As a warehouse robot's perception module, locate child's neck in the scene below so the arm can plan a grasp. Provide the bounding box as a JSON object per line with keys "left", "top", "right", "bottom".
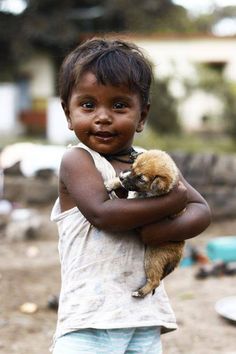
{"left": 103, "top": 147, "right": 138, "bottom": 164}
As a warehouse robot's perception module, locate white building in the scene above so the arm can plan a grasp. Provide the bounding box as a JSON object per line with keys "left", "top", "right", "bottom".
{"left": 1, "top": 35, "right": 236, "bottom": 142}
{"left": 134, "top": 35, "right": 236, "bottom": 131}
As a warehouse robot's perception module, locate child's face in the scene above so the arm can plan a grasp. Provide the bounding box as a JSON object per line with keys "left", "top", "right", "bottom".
{"left": 63, "top": 71, "right": 149, "bottom": 155}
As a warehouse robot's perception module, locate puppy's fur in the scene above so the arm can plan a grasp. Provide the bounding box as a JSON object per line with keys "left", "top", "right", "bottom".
{"left": 105, "top": 149, "right": 185, "bottom": 298}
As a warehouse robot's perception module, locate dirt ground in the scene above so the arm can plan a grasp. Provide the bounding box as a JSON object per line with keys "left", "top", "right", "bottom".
{"left": 0, "top": 208, "right": 236, "bottom": 354}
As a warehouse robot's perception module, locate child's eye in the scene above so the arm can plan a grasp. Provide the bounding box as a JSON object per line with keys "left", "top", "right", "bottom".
{"left": 81, "top": 101, "right": 95, "bottom": 110}
{"left": 113, "top": 102, "right": 128, "bottom": 110}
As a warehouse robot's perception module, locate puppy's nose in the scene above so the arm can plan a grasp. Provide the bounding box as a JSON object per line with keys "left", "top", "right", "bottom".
{"left": 119, "top": 170, "right": 130, "bottom": 182}
{"left": 119, "top": 173, "right": 125, "bottom": 182}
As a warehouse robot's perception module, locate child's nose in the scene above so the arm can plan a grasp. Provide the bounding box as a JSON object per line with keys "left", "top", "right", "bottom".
{"left": 95, "top": 108, "right": 112, "bottom": 124}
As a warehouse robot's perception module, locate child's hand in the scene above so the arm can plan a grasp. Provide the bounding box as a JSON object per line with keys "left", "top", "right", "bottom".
{"left": 165, "top": 180, "right": 188, "bottom": 217}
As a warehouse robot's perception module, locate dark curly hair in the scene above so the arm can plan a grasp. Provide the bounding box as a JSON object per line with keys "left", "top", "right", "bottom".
{"left": 59, "top": 37, "right": 153, "bottom": 110}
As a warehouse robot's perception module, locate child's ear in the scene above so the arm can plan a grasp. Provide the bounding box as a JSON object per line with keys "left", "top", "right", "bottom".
{"left": 136, "top": 104, "right": 150, "bottom": 133}
{"left": 61, "top": 102, "right": 73, "bottom": 130}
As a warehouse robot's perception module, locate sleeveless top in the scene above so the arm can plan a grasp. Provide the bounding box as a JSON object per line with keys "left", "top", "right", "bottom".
{"left": 51, "top": 143, "right": 177, "bottom": 345}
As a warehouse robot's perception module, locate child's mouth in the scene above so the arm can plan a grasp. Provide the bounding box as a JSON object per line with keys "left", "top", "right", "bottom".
{"left": 94, "top": 131, "right": 116, "bottom": 140}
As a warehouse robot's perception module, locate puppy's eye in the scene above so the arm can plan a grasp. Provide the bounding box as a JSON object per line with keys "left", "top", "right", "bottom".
{"left": 154, "top": 175, "right": 163, "bottom": 181}
{"left": 137, "top": 175, "right": 146, "bottom": 183}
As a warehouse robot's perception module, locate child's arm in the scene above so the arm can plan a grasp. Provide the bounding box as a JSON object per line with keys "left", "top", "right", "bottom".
{"left": 59, "top": 148, "right": 188, "bottom": 232}
{"left": 139, "top": 172, "right": 211, "bottom": 245}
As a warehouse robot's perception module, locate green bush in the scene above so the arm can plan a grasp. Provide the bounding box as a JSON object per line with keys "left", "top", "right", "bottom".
{"left": 134, "top": 126, "right": 236, "bottom": 153}
{"left": 148, "top": 78, "right": 181, "bottom": 134}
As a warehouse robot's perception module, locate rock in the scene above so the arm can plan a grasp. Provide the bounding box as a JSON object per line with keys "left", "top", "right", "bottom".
{"left": 2, "top": 151, "right": 236, "bottom": 220}
{"left": 5, "top": 209, "right": 57, "bottom": 241}
{"left": 3, "top": 175, "right": 58, "bottom": 204}
{"left": 211, "top": 154, "right": 236, "bottom": 186}
{"left": 26, "top": 246, "right": 40, "bottom": 258}
{"left": 184, "top": 153, "right": 217, "bottom": 185}
{"left": 47, "top": 295, "right": 59, "bottom": 311}
{"left": 19, "top": 302, "right": 38, "bottom": 314}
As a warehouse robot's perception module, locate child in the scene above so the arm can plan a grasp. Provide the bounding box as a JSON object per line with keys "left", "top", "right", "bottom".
{"left": 51, "top": 38, "right": 211, "bottom": 354}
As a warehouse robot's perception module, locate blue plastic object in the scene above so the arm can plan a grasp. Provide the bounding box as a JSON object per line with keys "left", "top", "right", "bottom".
{"left": 180, "top": 257, "right": 194, "bottom": 267}
{"left": 207, "top": 236, "right": 236, "bottom": 263}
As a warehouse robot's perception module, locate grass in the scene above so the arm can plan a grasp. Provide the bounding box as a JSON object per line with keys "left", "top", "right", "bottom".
{"left": 134, "top": 126, "right": 236, "bottom": 154}
{"left": 0, "top": 135, "right": 48, "bottom": 150}
{"left": 1, "top": 127, "right": 236, "bottom": 155}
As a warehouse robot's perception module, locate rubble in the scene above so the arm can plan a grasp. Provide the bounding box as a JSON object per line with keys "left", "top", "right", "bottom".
{"left": 19, "top": 302, "right": 38, "bottom": 314}
{"left": 1, "top": 143, "right": 236, "bottom": 219}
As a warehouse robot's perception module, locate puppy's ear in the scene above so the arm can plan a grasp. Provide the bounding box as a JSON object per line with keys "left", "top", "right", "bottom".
{"left": 151, "top": 176, "right": 170, "bottom": 195}
{"left": 150, "top": 176, "right": 161, "bottom": 194}
{"left": 131, "top": 151, "right": 143, "bottom": 161}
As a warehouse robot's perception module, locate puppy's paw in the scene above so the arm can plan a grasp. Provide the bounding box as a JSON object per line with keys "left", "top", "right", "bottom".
{"left": 104, "top": 177, "right": 121, "bottom": 192}
{"left": 131, "top": 290, "right": 144, "bottom": 298}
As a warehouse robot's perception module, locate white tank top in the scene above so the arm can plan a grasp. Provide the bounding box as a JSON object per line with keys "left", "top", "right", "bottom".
{"left": 51, "top": 143, "right": 177, "bottom": 344}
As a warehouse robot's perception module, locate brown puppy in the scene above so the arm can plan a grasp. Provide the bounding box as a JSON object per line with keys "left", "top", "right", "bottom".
{"left": 105, "top": 149, "right": 185, "bottom": 298}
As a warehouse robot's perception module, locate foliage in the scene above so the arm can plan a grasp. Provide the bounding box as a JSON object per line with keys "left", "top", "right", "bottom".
{"left": 222, "top": 83, "right": 236, "bottom": 139}
{"left": 0, "top": 12, "right": 24, "bottom": 80}
{"left": 1, "top": 1, "right": 236, "bottom": 78}
{"left": 106, "top": 0, "right": 197, "bottom": 33}
{"left": 134, "top": 127, "right": 236, "bottom": 154}
{"left": 1, "top": 128, "right": 235, "bottom": 154}
{"left": 148, "top": 78, "right": 181, "bottom": 134}
{"left": 195, "top": 66, "right": 236, "bottom": 140}
{"left": 0, "top": 0, "right": 218, "bottom": 81}
{"left": 2, "top": 0, "right": 236, "bottom": 140}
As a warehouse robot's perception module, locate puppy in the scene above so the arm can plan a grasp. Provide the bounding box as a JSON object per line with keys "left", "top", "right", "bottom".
{"left": 105, "top": 149, "right": 185, "bottom": 298}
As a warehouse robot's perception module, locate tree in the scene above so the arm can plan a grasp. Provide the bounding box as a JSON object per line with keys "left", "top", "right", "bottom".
{"left": 0, "top": 12, "right": 25, "bottom": 80}
{"left": 221, "top": 84, "right": 236, "bottom": 139}
{"left": 0, "top": 0, "right": 201, "bottom": 81}
{"left": 192, "top": 65, "right": 236, "bottom": 140}
{"left": 148, "top": 78, "right": 180, "bottom": 134}
{"left": 2, "top": 0, "right": 234, "bottom": 92}
{"left": 105, "top": 0, "right": 196, "bottom": 33}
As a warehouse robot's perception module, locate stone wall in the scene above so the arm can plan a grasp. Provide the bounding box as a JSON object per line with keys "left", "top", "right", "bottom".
{"left": 171, "top": 152, "right": 236, "bottom": 219}
{"left": 3, "top": 152, "right": 236, "bottom": 220}
{"left": 3, "top": 174, "right": 58, "bottom": 205}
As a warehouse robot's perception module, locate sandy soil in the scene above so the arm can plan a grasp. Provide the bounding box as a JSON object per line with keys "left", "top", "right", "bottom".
{"left": 0, "top": 211, "right": 236, "bottom": 354}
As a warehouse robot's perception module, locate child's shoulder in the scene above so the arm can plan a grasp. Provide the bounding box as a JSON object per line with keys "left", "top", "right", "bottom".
{"left": 60, "top": 144, "right": 94, "bottom": 169}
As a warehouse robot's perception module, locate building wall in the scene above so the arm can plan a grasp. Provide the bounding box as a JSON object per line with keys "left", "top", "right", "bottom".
{"left": 133, "top": 36, "right": 236, "bottom": 132}
{"left": 1, "top": 36, "right": 236, "bottom": 139}
{"left": 134, "top": 37, "right": 236, "bottom": 78}
{"left": 0, "top": 84, "right": 21, "bottom": 135}
{"left": 19, "top": 54, "right": 55, "bottom": 100}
